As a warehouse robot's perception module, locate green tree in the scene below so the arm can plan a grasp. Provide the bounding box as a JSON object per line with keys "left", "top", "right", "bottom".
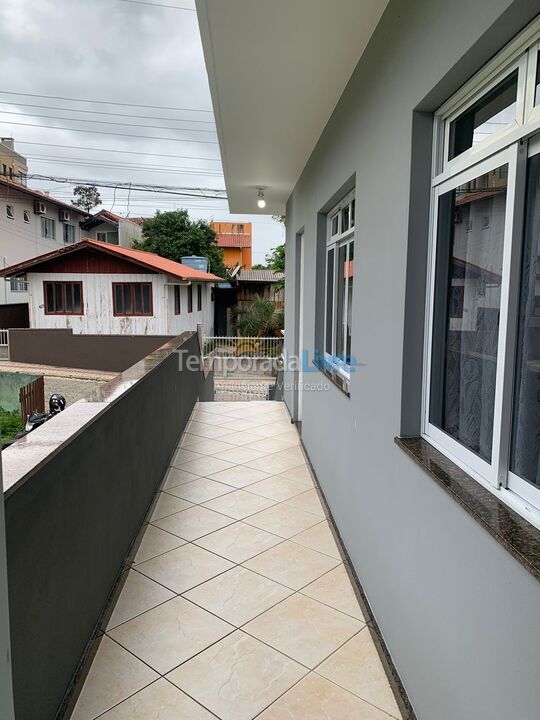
{"left": 265, "top": 243, "right": 285, "bottom": 290}
{"left": 134, "top": 210, "right": 226, "bottom": 278}
{"left": 72, "top": 184, "right": 102, "bottom": 213}
{"left": 252, "top": 263, "right": 268, "bottom": 270}
{"left": 235, "top": 294, "right": 284, "bottom": 337}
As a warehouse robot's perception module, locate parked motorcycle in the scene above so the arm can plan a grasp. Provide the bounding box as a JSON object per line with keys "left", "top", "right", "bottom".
{"left": 15, "top": 394, "right": 67, "bottom": 439}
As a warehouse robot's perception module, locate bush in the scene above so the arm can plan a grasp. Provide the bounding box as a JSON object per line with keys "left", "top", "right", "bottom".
{"left": 0, "top": 407, "right": 22, "bottom": 444}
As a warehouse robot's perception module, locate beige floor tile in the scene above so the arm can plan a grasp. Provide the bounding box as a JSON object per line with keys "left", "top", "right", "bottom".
{"left": 317, "top": 629, "right": 402, "bottom": 718}
{"left": 153, "top": 505, "right": 234, "bottom": 541}
{"left": 98, "top": 678, "right": 215, "bottom": 719}
{"left": 106, "top": 571, "right": 175, "bottom": 630}
{"left": 247, "top": 475, "right": 307, "bottom": 501}
{"left": 190, "top": 412, "right": 235, "bottom": 427}
{"left": 244, "top": 594, "right": 363, "bottom": 668}
{"left": 170, "top": 448, "right": 203, "bottom": 467}
{"left": 185, "top": 437, "right": 237, "bottom": 455}
{"left": 207, "top": 464, "right": 269, "bottom": 488}
{"left": 246, "top": 435, "right": 300, "bottom": 453}
{"left": 187, "top": 421, "right": 237, "bottom": 439}
{"left": 109, "top": 596, "right": 233, "bottom": 675}
{"left": 179, "top": 432, "right": 204, "bottom": 447}
{"left": 258, "top": 673, "right": 390, "bottom": 720}
{"left": 286, "top": 488, "right": 326, "bottom": 517}
{"left": 292, "top": 521, "right": 341, "bottom": 559}
{"left": 248, "top": 422, "right": 297, "bottom": 438}
{"left": 184, "top": 566, "right": 293, "bottom": 626}
{"left": 219, "top": 418, "right": 258, "bottom": 431}
{"left": 70, "top": 636, "right": 158, "bottom": 720}
{"left": 194, "top": 521, "right": 284, "bottom": 563}
{"left": 245, "top": 452, "right": 305, "bottom": 475}
{"left": 217, "top": 431, "right": 266, "bottom": 446}
{"left": 279, "top": 464, "right": 314, "bottom": 485}
{"left": 202, "top": 489, "right": 276, "bottom": 519}
{"left": 301, "top": 565, "right": 365, "bottom": 621}
{"left": 211, "top": 445, "right": 267, "bottom": 464}
{"left": 132, "top": 525, "right": 185, "bottom": 565}
{"left": 136, "top": 543, "right": 233, "bottom": 594}
{"left": 165, "top": 477, "right": 234, "bottom": 503}
{"left": 167, "top": 630, "right": 307, "bottom": 720}
{"left": 245, "top": 503, "right": 321, "bottom": 538}
{"left": 244, "top": 541, "right": 340, "bottom": 590}
{"left": 149, "top": 493, "right": 193, "bottom": 522}
{"left": 161, "top": 467, "right": 201, "bottom": 490}
{"left": 175, "top": 456, "right": 235, "bottom": 477}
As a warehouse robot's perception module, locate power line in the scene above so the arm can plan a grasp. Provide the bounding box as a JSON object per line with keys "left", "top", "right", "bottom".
{"left": 119, "top": 0, "right": 197, "bottom": 9}
{"left": 0, "top": 109, "right": 217, "bottom": 134}
{"left": 17, "top": 140, "right": 222, "bottom": 163}
{"left": 26, "top": 156, "right": 223, "bottom": 177}
{"left": 0, "top": 90, "right": 213, "bottom": 113}
{"left": 0, "top": 100, "right": 215, "bottom": 124}
{"left": 27, "top": 173, "right": 227, "bottom": 199}
{"left": 0, "top": 120, "right": 219, "bottom": 145}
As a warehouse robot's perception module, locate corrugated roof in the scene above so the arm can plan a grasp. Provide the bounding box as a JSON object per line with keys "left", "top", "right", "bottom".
{"left": 215, "top": 234, "right": 252, "bottom": 248}
{"left": 0, "top": 176, "right": 87, "bottom": 215}
{"left": 237, "top": 269, "right": 284, "bottom": 283}
{"left": 0, "top": 238, "right": 224, "bottom": 282}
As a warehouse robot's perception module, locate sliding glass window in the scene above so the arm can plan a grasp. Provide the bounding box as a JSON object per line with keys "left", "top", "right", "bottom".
{"left": 425, "top": 18, "right": 540, "bottom": 525}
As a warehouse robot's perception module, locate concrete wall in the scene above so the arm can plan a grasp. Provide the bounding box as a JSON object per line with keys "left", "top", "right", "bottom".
{"left": 3, "top": 332, "right": 207, "bottom": 720}
{"left": 0, "top": 465, "right": 14, "bottom": 720}
{"left": 284, "top": 2, "right": 540, "bottom": 719}
{"left": 9, "top": 328, "right": 174, "bottom": 372}
{"left": 0, "top": 187, "right": 86, "bottom": 305}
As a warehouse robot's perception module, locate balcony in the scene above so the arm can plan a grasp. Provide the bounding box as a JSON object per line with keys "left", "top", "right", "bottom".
{"left": 0, "top": 333, "right": 408, "bottom": 720}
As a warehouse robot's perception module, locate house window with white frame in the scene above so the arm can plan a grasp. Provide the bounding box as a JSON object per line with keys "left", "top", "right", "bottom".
{"left": 6, "top": 205, "right": 14, "bottom": 219}
{"left": 41, "top": 216, "right": 55, "bottom": 240}
{"left": 63, "top": 223, "right": 75, "bottom": 244}
{"left": 324, "top": 191, "right": 355, "bottom": 390}
{"left": 423, "top": 17, "right": 540, "bottom": 526}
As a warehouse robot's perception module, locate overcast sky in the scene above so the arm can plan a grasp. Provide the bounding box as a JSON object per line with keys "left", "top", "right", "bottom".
{"left": 0, "top": 0, "right": 284, "bottom": 263}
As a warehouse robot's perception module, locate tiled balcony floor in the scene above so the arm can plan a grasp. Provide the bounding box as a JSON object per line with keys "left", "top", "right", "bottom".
{"left": 71, "top": 401, "right": 403, "bottom": 720}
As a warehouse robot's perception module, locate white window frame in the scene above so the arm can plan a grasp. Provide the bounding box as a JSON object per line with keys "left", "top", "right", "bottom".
{"left": 40, "top": 216, "right": 56, "bottom": 240}
{"left": 6, "top": 205, "right": 14, "bottom": 220}
{"left": 324, "top": 190, "right": 355, "bottom": 388}
{"left": 23, "top": 210, "right": 30, "bottom": 223}
{"left": 10, "top": 278, "right": 27, "bottom": 293}
{"left": 63, "top": 223, "right": 75, "bottom": 244}
{"left": 423, "top": 15, "right": 540, "bottom": 528}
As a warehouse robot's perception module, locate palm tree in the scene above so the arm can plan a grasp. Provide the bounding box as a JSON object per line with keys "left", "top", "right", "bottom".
{"left": 235, "top": 295, "right": 284, "bottom": 337}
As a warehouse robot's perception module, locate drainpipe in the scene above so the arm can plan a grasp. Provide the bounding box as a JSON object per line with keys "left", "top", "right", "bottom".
{"left": 0, "top": 461, "right": 15, "bottom": 720}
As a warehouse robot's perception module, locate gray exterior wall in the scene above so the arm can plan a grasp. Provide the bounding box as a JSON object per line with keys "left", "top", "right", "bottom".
{"left": 283, "top": 2, "right": 540, "bottom": 719}
{"left": 4, "top": 332, "right": 208, "bottom": 720}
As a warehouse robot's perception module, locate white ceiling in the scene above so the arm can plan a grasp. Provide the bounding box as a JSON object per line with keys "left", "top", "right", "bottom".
{"left": 196, "top": 0, "right": 389, "bottom": 214}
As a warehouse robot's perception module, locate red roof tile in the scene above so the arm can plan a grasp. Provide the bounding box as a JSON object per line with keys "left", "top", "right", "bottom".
{"left": 0, "top": 238, "right": 224, "bottom": 282}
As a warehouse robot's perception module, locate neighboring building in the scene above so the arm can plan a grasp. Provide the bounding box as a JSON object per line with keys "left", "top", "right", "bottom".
{"left": 211, "top": 221, "right": 252, "bottom": 269}
{"left": 235, "top": 268, "right": 284, "bottom": 308}
{"left": 80, "top": 209, "right": 143, "bottom": 248}
{"left": 0, "top": 138, "right": 27, "bottom": 185}
{"left": 0, "top": 238, "right": 221, "bottom": 336}
{"left": 0, "top": 178, "right": 89, "bottom": 305}
{"left": 197, "top": 4, "right": 540, "bottom": 720}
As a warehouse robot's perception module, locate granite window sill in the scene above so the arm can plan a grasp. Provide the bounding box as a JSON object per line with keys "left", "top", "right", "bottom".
{"left": 312, "top": 360, "right": 350, "bottom": 397}
{"left": 395, "top": 436, "right": 540, "bottom": 584}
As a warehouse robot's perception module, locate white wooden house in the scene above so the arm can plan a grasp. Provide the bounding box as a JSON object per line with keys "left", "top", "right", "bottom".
{"left": 0, "top": 239, "right": 221, "bottom": 336}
